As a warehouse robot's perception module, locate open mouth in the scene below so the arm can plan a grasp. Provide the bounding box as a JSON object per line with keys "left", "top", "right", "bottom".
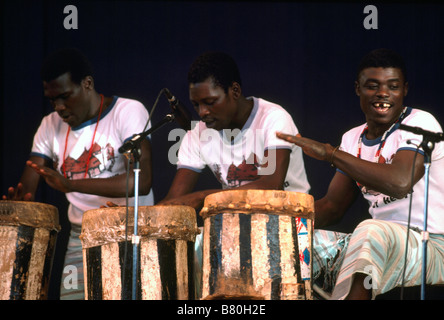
{"left": 372, "top": 102, "right": 392, "bottom": 112}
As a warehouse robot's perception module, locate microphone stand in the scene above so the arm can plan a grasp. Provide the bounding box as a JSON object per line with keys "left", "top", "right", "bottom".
{"left": 119, "top": 112, "right": 175, "bottom": 300}
{"left": 399, "top": 124, "right": 444, "bottom": 300}
{"left": 419, "top": 139, "right": 434, "bottom": 300}
{"left": 130, "top": 146, "right": 141, "bottom": 301}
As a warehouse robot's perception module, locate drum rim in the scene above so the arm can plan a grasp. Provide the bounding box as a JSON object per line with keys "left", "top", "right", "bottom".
{"left": 0, "top": 200, "right": 61, "bottom": 231}
{"left": 80, "top": 205, "right": 200, "bottom": 248}
{"left": 200, "top": 189, "right": 314, "bottom": 219}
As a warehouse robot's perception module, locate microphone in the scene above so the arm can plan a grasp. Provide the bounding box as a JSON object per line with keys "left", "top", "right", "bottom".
{"left": 407, "top": 139, "right": 420, "bottom": 148}
{"left": 399, "top": 124, "right": 444, "bottom": 143}
{"left": 118, "top": 133, "right": 143, "bottom": 154}
{"left": 163, "top": 88, "right": 192, "bottom": 131}
{"left": 118, "top": 114, "right": 175, "bottom": 154}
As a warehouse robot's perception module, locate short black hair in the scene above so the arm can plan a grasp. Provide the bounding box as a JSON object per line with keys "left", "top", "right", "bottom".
{"left": 187, "top": 51, "right": 242, "bottom": 92}
{"left": 357, "top": 48, "right": 407, "bottom": 82}
{"left": 41, "top": 48, "right": 94, "bottom": 84}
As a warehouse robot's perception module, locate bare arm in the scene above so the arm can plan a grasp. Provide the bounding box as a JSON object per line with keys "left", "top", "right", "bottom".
{"left": 276, "top": 132, "right": 424, "bottom": 199}
{"left": 332, "top": 149, "right": 424, "bottom": 199}
{"left": 314, "top": 171, "right": 360, "bottom": 228}
{"left": 157, "top": 167, "right": 211, "bottom": 209}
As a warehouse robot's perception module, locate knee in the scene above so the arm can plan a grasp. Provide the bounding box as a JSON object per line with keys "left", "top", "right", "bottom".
{"left": 352, "top": 219, "right": 401, "bottom": 247}
{"left": 355, "top": 219, "right": 389, "bottom": 235}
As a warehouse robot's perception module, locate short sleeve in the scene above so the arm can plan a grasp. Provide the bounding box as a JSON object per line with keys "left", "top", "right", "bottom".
{"left": 177, "top": 124, "right": 206, "bottom": 172}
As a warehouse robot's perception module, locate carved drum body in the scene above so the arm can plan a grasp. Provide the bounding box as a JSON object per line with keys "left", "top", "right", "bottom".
{"left": 0, "top": 201, "right": 60, "bottom": 300}
{"left": 80, "top": 205, "right": 199, "bottom": 300}
{"left": 200, "top": 190, "right": 314, "bottom": 300}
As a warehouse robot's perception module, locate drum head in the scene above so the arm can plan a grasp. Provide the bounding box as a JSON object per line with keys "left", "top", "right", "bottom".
{"left": 0, "top": 201, "right": 60, "bottom": 231}
{"left": 200, "top": 190, "right": 314, "bottom": 219}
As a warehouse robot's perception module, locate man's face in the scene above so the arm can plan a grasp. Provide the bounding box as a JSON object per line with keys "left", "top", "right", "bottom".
{"left": 43, "top": 72, "right": 93, "bottom": 128}
{"left": 189, "top": 78, "right": 238, "bottom": 131}
{"left": 355, "top": 67, "right": 408, "bottom": 131}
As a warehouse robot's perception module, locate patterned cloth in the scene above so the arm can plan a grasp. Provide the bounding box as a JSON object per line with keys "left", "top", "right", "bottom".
{"left": 312, "top": 229, "right": 351, "bottom": 294}
{"left": 313, "top": 220, "right": 444, "bottom": 300}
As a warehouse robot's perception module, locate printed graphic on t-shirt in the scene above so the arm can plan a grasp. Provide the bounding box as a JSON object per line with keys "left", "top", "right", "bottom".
{"left": 213, "top": 152, "right": 260, "bottom": 188}
{"left": 62, "top": 143, "right": 116, "bottom": 179}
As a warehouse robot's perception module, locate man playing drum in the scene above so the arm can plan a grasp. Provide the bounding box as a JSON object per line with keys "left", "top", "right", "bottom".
{"left": 2, "top": 48, "right": 154, "bottom": 299}
{"left": 277, "top": 48, "right": 444, "bottom": 299}
{"left": 157, "top": 52, "right": 311, "bottom": 298}
{"left": 158, "top": 51, "right": 310, "bottom": 211}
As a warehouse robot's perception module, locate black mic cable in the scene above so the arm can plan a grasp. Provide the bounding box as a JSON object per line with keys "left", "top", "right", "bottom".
{"left": 163, "top": 88, "right": 192, "bottom": 131}
{"left": 400, "top": 140, "right": 421, "bottom": 300}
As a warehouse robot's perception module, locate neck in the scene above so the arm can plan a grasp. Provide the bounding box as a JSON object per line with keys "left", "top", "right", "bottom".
{"left": 88, "top": 92, "right": 106, "bottom": 119}
{"left": 231, "top": 96, "right": 253, "bottom": 130}
{"left": 365, "top": 124, "right": 390, "bottom": 140}
{"left": 365, "top": 107, "right": 406, "bottom": 140}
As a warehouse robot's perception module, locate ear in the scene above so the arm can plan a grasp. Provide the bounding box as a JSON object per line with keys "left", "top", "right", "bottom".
{"left": 403, "top": 81, "right": 409, "bottom": 97}
{"left": 354, "top": 80, "right": 360, "bottom": 97}
{"left": 82, "top": 76, "right": 94, "bottom": 90}
{"left": 230, "top": 81, "right": 242, "bottom": 99}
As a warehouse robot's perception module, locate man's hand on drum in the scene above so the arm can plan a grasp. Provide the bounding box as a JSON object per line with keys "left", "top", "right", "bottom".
{"left": 157, "top": 191, "right": 207, "bottom": 210}
{"left": 100, "top": 194, "right": 203, "bottom": 209}
{"left": 276, "top": 132, "right": 337, "bottom": 163}
{"left": 26, "top": 160, "right": 72, "bottom": 194}
{"left": 2, "top": 183, "right": 33, "bottom": 201}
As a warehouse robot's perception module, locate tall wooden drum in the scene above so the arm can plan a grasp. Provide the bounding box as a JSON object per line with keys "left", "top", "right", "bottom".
{"left": 200, "top": 190, "right": 314, "bottom": 300}
{"left": 0, "top": 201, "right": 60, "bottom": 300}
{"left": 80, "top": 205, "right": 200, "bottom": 300}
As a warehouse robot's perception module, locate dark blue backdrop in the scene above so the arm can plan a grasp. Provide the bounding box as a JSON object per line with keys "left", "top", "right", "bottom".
{"left": 2, "top": 0, "right": 444, "bottom": 299}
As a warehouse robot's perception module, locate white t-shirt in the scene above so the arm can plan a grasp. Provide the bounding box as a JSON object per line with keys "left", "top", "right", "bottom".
{"left": 177, "top": 97, "right": 310, "bottom": 193}
{"left": 339, "top": 107, "right": 444, "bottom": 234}
{"left": 31, "top": 96, "right": 154, "bottom": 225}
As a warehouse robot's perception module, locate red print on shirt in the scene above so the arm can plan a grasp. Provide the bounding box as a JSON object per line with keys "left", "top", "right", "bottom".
{"left": 63, "top": 143, "right": 116, "bottom": 179}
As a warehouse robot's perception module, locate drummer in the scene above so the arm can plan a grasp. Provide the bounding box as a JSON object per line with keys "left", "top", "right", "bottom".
{"left": 277, "top": 48, "right": 444, "bottom": 299}
{"left": 2, "top": 48, "right": 154, "bottom": 299}
{"left": 158, "top": 51, "right": 310, "bottom": 212}
{"left": 156, "top": 51, "right": 311, "bottom": 297}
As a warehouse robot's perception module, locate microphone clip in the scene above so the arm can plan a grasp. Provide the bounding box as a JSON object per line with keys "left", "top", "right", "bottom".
{"left": 118, "top": 113, "right": 175, "bottom": 154}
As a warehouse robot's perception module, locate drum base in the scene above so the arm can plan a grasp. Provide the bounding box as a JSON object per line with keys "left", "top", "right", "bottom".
{"left": 202, "top": 213, "right": 313, "bottom": 300}
{"left": 201, "top": 277, "right": 265, "bottom": 300}
{"left": 0, "top": 225, "right": 58, "bottom": 300}
{"left": 0, "top": 201, "right": 60, "bottom": 300}
{"left": 81, "top": 205, "right": 199, "bottom": 300}
{"left": 84, "top": 239, "right": 196, "bottom": 300}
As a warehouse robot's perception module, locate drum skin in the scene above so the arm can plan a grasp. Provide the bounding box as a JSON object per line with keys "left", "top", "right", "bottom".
{"left": 200, "top": 190, "right": 314, "bottom": 300}
{"left": 0, "top": 201, "right": 60, "bottom": 300}
{"left": 80, "top": 205, "right": 200, "bottom": 300}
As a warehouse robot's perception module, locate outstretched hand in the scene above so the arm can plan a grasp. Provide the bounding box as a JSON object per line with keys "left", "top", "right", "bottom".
{"left": 276, "top": 132, "right": 336, "bottom": 162}
{"left": 26, "top": 160, "right": 72, "bottom": 193}
{"left": 157, "top": 191, "right": 207, "bottom": 210}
